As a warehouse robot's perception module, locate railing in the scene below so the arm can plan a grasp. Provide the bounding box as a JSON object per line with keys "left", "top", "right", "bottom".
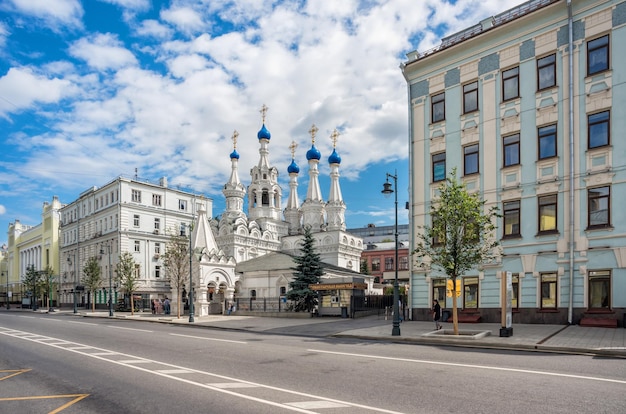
{"left": 234, "top": 297, "right": 291, "bottom": 313}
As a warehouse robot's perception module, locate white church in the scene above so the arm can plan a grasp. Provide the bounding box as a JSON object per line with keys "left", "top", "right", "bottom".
{"left": 188, "top": 106, "right": 367, "bottom": 316}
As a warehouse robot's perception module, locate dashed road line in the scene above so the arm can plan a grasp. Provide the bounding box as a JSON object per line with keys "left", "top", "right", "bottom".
{"left": 169, "top": 333, "right": 247, "bottom": 344}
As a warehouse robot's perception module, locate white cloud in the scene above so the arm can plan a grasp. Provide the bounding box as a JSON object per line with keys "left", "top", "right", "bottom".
{"left": 160, "top": 6, "right": 207, "bottom": 36}
{"left": 7, "top": 0, "right": 83, "bottom": 29}
{"left": 0, "top": 205, "right": 6, "bottom": 215}
{"left": 98, "top": 0, "right": 150, "bottom": 11}
{"left": 135, "top": 19, "right": 174, "bottom": 39}
{"left": 0, "top": 68, "right": 75, "bottom": 117}
{"left": 69, "top": 33, "right": 138, "bottom": 70}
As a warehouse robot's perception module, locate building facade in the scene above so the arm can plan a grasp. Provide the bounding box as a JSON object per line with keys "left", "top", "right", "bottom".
{"left": 6, "top": 196, "right": 62, "bottom": 308}
{"left": 58, "top": 177, "right": 204, "bottom": 310}
{"left": 402, "top": 0, "right": 626, "bottom": 324}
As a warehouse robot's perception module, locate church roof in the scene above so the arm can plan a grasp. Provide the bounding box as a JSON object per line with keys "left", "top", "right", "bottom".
{"left": 235, "top": 251, "right": 362, "bottom": 275}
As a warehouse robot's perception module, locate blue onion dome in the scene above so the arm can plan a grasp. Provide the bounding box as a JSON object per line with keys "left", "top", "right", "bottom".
{"left": 287, "top": 159, "right": 300, "bottom": 174}
{"left": 328, "top": 148, "right": 341, "bottom": 164}
{"left": 230, "top": 149, "right": 240, "bottom": 159}
{"left": 257, "top": 124, "right": 271, "bottom": 140}
{"left": 306, "top": 144, "right": 321, "bottom": 160}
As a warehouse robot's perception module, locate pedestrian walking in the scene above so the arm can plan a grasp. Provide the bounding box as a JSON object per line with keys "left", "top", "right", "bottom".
{"left": 432, "top": 299, "right": 442, "bottom": 330}
{"left": 163, "top": 297, "right": 170, "bottom": 315}
{"left": 151, "top": 299, "right": 156, "bottom": 314}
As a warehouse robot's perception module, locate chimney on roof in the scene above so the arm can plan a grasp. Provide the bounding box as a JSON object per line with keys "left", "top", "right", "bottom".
{"left": 159, "top": 177, "right": 168, "bottom": 188}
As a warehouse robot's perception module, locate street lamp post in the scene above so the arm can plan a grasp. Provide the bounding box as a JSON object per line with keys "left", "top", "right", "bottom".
{"left": 382, "top": 171, "right": 401, "bottom": 336}
{"left": 100, "top": 244, "right": 114, "bottom": 317}
{"left": 68, "top": 255, "right": 77, "bottom": 314}
{"left": 3, "top": 271, "right": 8, "bottom": 309}
{"left": 183, "top": 224, "right": 195, "bottom": 323}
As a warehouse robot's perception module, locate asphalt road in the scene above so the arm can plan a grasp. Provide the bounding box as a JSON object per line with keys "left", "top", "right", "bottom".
{"left": 1, "top": 313, "right": 625, "bottom": 414}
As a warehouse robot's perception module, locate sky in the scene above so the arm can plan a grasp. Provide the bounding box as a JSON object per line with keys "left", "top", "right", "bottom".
{"left": 0, "top": 0, "right": 524, "bottom": 246}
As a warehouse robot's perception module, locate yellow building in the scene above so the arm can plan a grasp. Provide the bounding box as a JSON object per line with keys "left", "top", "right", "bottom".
{"left": 6, "top": 196, "right": 62, "bottom": 308}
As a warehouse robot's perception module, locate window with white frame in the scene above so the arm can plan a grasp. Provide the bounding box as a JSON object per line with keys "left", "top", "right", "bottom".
{"left": 133, "top": 214, "right": 140, "bottom": 227}
{"left": 179, "top": 199, "right": 187, "bottom": 211}
{"left": 134, "top": 240, "right": 140, "bottom": 252}
{"left": 540, "top": 273, "right": 557, "bottom": 309}
{"left": 132, "top": 190, "right": 141, "bottom": 203}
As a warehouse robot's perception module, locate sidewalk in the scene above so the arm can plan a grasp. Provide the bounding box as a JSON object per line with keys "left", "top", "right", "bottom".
{"left": 5, "top": 308, "right": 626, "bottom": 357}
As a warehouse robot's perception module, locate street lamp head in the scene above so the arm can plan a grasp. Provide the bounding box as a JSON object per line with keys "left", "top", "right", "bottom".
{"left": 382, "top": 181, "right": 394, "bottom": 197}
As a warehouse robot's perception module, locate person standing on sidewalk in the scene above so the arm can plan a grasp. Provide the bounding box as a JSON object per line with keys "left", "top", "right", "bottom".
{"left": 432, "top": 299, "right": 442, "bottom": 330}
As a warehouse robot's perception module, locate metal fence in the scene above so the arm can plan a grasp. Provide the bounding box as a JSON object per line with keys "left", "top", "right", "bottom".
{"left": 234, "top": 297, "right": 291, "bottom": 313}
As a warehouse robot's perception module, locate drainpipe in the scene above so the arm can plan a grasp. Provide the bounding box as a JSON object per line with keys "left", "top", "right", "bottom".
{"left": 567, "top": 0, "right": 575, "bottom": 325}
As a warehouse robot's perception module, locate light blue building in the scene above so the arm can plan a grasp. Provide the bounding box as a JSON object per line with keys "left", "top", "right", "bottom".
{"left": 402, "top": 0, "right": 625, "bottom": 325}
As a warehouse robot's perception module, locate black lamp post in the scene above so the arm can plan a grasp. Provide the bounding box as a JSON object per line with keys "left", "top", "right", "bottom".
{"left": 100, "top": 244, "right": 114, "bottom": 317}
{"left": 67, "top": 255, "right": 77, "bottom": 313}
{"left": 182, "top": 223, "right": 195, "bottom": 323}
{"left": 3, "top": 271, "right": 9, "bottom": 309}
{"left": 382, "top": 171, "right": 401, "bottom": 336}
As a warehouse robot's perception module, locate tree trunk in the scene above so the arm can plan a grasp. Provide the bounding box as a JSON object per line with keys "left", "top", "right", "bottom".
{"left": 177, "top": 290, "right": 181, "bottom": 319}
{"left": 452, "top": 277, "right": 459, "bottom": 335}
{"left": 130, "top": 294, "right": 135, "bottom": 316}
{"left": 92, "top": 291, "right": 95, "bottom": 312}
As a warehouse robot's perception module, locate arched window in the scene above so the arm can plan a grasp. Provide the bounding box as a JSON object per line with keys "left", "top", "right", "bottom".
{"left": 250, "top": 289, "right": 257, "bottom": 300}
{"left": 261, "top": 190, "right": 269, "bottom": 206}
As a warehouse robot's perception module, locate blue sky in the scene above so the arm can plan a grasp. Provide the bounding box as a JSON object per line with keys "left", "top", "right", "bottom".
{"left": 0, "top": 0, "right": 523, "bottom": 246}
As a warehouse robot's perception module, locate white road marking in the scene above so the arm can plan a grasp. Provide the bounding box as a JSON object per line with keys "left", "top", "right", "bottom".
{"left": 286, "top": 401, "right": 349, "bottom": 409}
{"left": 68, "top": 321, "right": 98, "bottom": 326}
{"left": 107, "top": 326, "right": 152, "bottom": 333}
{"left": 207, "top": 383, "right": 259, "bottom": 389}
{"left": 309, "top": 349, "right": 626, "bottom": 385}
{"left": 0, "top": 326, "right": 404, "bottom": 414}
{"left": 119, "top": 360, "right": 152, "bottom": 364}
{"left": 169, "top": 333, "right": 247, "bottom": 344}
{"left": 156, "top": 369, "right": 194, "bottom": 374}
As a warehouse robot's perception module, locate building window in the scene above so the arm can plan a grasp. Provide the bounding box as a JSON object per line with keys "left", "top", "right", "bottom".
{"left": 431, "top": 92, "right": 445, "bottom": 123}
{"left": 154, "top": 218, "right": 160, "bottom": 232}
{"left": 371, "top": 258, "right": 381, "bottom": 272}
{"left": 587, "top": 35, "right": 609, "bottom": 76}
{"left": 588, "top": 111, "right": 610, "bottom": 149}
{"left": 152, "top": 194, "right": 162, "bottom": 206}
{"left": 503, "top": 200, "right": 521, "bottom": 238}
{"left": 502, "top": 66, "right": 519, "bottom": 101}
{"left": 463, "top": 277, "right": 479, "bottom": 309}
{"left": 540, "top": 273, "right": 557, "bottom": 309}
{"left": 511, "top": 273, "right": 519, "bottom": 310}
{"left": 588, "top": 186, "right": 610, "bottom": 228}
{"left": 537, "top": 54, "right": 556, "bottom": 90}
{"left": 503, "top": 134, "right": 520, "bottom": 167}
{"left": 250, "top": 290, "right": 257, "bottom": 300}
{"left": 134, "top": 264, "right": 141, "bottom": 278}
{"left": 155, "top": 242, "right": 161, "bottom": 254}
{"left": 133, "top": 214, "right": 140, "bottom": 227}
{"left": 134, "top": 240, "right": 140, "bottom": 252}
{"left": 180, "top": 223, "right": 187, "bottom": 236}
{"left": 179, "top": 200, "right": 187, "bottom": 211}
{"left": 538, "top": 194, "right": 557, "bottom": 233}
{"left": 463, "top": 144, "right": 479, "bottom": 176}
{"left": 95, "top": 198, "right": 99, "bottom": 209}
{"left": 463, "top": 81, "right": 478, "bottom": 113}
{"left": 433, "top": 279, "right": 446, "bottom": 303}
{"left": 155, "top": 266, "right": 161, "bottom": 278}
{"left": 385, "top": 257, "right": 394, "bottom": 271}
{"left": 588, "top": 270, "right": 610, "bottom": 309}
{"left": 399, "top": 256, "right": 408, "bottom": 270}
{"left": 131, "top": 190, "right": 141, "bottom": 203}
{"left": 432, "top": 152, "right": 446, "bottom": 182}
{"left": 538, "top": 124, "right": 557, "bottom": 159}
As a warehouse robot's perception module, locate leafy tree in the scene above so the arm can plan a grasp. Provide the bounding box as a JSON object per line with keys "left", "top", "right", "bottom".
{"left": 115, "top": 252, "right": 140, "bottom": 315}
{"left": 23, "top": 265, "right": 43, "bottom": 310}
{"left": 287, "top": 226, "right": 324, "bottom": 312}
{"left": 82, "top": 256, "right": 103, "bottom": 312}
{"left": 163, "top": 231, "right": 190, "bottom": 318}
{"left": 40, "top": 266, "right": 57, "bottom": 310}
{"left": 412, "top": 169, "right": 500, "bottom": 335}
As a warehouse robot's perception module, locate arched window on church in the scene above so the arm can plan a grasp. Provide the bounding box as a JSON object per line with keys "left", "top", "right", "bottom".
{"left": 252, "top": 192, "right": 257, "bottom": 208}
{"left": 262, "top": 190, "right": 269, "bottom": 206}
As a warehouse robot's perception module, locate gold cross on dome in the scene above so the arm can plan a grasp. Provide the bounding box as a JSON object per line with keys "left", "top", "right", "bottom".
{"left": 330, "top": 128, "right": 340, "bottom": 148}
{"left": 289, "top": 140, "right": 298, "bottom": 158}
{"left": 231, "top": 130, "right": 239, "bottom": 149}
{"left": 260, "top": 104, "right": 268, "bottom": 123}
{"left": 308, "top": 124, "right": 318, "bottom": 144}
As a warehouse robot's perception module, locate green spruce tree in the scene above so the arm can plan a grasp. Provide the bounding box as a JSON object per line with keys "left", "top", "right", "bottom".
{"left": 287, "top": 226, "right": 324, "bottom": 312}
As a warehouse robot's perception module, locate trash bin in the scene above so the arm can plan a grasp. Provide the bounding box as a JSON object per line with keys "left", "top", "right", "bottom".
{"left": 341, "top": 306, "right": 348, "bottom": 318}
{"left": 442, "top": 310, "right": 451, "bottom": 322}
